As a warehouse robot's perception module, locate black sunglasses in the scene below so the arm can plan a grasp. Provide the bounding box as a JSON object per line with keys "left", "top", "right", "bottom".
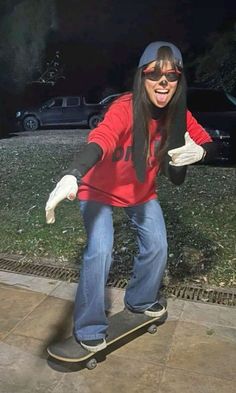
{"left": 143, "top": 68, "right": 181, "bottom": 82}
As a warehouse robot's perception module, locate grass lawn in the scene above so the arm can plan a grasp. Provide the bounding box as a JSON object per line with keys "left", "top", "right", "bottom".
{"left": 0, "top": 129, "right": 235, "bottom": 287}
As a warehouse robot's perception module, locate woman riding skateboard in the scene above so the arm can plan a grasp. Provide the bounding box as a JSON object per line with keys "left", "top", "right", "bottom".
{"left": 46, "top": 41, "right": 216, "bottom": 353}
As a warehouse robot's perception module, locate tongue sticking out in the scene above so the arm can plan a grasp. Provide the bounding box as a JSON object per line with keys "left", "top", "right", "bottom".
{"left": 156, "top": 92, "right": 168, "bottom": 104}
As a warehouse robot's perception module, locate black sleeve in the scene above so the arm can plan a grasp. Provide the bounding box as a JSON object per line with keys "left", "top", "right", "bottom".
{"left": 161, "top": 154, "right": 187, "bottom": 185}
{"left": 168, "top": 164, "right": 187, "bottom": 185}
{"left": 200, "top": 141, "right": 219, "bottom": 163}
{"left": 63, "top": 142, "right": 103, "bottom": 182}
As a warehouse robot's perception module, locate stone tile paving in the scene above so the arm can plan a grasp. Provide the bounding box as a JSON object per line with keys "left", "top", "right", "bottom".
{"left": 0, "top": 274, "right": 236, "bottom": 393}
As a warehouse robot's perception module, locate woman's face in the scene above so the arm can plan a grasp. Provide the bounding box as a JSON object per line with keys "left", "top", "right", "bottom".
{"left": 144, "top": 60, "right": 179, "bottom": 108}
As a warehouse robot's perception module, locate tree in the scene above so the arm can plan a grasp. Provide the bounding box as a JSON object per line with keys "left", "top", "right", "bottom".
{"left": 193, "top": 23, "right": 236, "bottom": 94}
{"left": 31, "top": 51, "right": 65, "bottom": 86}
{"left": 0, "top": 0, "right": 57, "bottom": 92}
{"left": 0, "top": 0, "right": 57, "bottom": 137}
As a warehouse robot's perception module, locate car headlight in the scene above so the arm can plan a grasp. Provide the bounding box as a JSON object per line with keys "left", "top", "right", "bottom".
{"left": 16, "top": 111, "right": 22, "bottom": 118}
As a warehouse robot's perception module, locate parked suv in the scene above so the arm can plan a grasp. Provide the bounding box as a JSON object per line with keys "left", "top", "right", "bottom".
{"left": 16, "top": 96, "right": 104, "bottom": 130}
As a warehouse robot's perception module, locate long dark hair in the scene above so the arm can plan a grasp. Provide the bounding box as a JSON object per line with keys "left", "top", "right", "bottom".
{"left": 132, "top": 46, "right": 187, "bottom": 182}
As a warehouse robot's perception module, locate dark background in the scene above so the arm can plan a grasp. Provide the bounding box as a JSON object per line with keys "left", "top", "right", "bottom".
{"left": 47, "top": 0, "right": 236, "bottom": 97}
{"left": 55, "top": 0, "right": 235, "bottom": 92}
{"left": 0, "top": 0, "right": 236, "bottom": 136}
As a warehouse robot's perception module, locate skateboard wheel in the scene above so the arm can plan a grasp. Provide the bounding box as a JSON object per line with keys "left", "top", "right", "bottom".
{"left": 86, "top": 358, "right": 97, "bottom": 370}
{"left": 147, "top": 324, "right": 157, "bottom": 334}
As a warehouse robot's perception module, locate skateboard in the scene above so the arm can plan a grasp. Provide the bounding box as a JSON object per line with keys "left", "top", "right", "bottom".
{"left": 47, "top": 308, "right": 167, "bottom": 370}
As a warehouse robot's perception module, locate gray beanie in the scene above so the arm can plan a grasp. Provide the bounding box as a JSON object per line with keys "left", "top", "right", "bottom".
{"left": 138, "top": 41, "right": 183, "bottom": 68}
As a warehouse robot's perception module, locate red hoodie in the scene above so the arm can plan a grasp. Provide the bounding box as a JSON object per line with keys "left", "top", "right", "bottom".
{"left": 78, "top": 94, "right": 211, "bottom": 206}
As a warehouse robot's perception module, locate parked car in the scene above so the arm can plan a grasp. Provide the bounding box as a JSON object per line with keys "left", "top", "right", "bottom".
{"left": 187, "top": 88, "right": 236, "bottom": 165}
{"left": 16, "top": 96, "right": 104, "bottom": 130}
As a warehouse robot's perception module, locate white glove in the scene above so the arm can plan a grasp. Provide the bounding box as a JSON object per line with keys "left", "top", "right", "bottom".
{"left": 45, "top": 175, "right": 78, "bottom": 224}
{"left": 168, "top": 132, "right": 205, "bottom": 166}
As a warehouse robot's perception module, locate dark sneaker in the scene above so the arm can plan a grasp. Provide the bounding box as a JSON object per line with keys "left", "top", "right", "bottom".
{"left": 144, "top": 302, "right": 167, "bottom": 318}
{"left": 80, "top": 338, "right": 107, "bottom": 353}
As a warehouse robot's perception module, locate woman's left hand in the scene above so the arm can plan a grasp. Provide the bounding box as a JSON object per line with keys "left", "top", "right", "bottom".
{"left": 168, "top": 132, "right": 205, "bottom": 166}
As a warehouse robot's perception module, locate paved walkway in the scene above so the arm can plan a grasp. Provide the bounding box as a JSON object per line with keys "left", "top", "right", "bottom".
{"left": 0, "top": 270, "right": 236, "bottom": 393}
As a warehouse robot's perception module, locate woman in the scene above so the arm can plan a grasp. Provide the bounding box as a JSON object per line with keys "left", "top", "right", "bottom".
{"left": 46, "top": 41, "right": 216, "bottom": 353}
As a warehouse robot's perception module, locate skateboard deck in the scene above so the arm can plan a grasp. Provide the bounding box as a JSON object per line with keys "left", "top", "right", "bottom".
{"left": 47, "top": 308, "right": 167, "bottom": 369}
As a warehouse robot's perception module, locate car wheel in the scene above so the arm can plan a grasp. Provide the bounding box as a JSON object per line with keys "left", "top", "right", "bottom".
{"left": 23, "top": 116, "right": 39, "bottom": 131}
{"left": 88, "top": 114, "right": 102, "bottom": 129}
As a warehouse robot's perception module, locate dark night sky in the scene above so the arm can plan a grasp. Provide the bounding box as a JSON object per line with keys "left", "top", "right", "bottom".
{"left": 56, "top": 0, "right": 235, "bottom": 45}
{"left": 49, "top": 0, "right": 236, "bottom": 98}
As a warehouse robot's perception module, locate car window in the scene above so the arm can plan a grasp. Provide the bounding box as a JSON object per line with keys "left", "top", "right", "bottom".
{"left": 50, "top": 98, "right": 63, "bottom": 108}
{"left": 66, "top": 97, "right": 80, "bottom": 106}
{"left": 187, "top": 89, "right": 236, "bottom": 112}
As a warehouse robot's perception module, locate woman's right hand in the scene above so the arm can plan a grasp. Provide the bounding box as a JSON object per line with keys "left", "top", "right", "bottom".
{"left": 168, "top": 132, "right": 205, "bottom": 166}
{"left": 45, "top": 175, "right": 78, "bottom": 224}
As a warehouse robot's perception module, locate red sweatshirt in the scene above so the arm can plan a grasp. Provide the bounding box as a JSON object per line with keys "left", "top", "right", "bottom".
{"left": 78, "top": 94, "right": 211, "bottom": 206}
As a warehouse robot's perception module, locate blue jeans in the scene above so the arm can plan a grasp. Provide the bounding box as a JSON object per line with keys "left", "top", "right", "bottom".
{"left": 74, "top": 199, "right": 167, "bottom": 341}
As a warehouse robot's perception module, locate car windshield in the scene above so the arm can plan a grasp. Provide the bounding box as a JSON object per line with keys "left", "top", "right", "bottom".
{"left": 226, "top": 93, "right": 236, "bottom": 106}
{"left": 99, "top": 94, "right": 121, "bottom": 105}
{"left": 41, "top": 100, "right": 54, "bottom": 109}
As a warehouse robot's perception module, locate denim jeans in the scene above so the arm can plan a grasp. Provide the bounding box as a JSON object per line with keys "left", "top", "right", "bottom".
{"left": 74, "top": 199, "right": 168, "bottom": 341}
